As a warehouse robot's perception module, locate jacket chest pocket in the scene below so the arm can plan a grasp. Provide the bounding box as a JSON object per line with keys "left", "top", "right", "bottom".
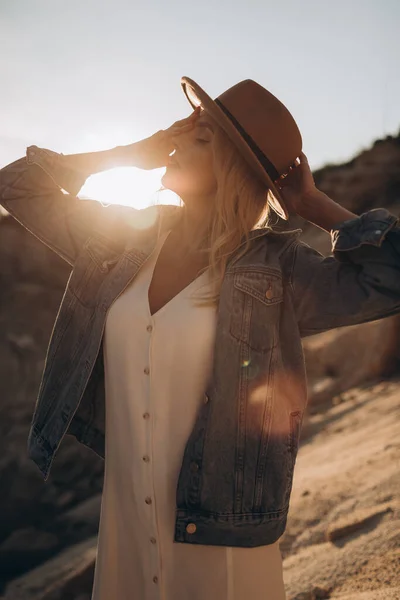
{"left": 68, "top": 236, "right": 121, "bottom": 308}
{"left": 229, "top": 270, "right": 283, "bottom": 352}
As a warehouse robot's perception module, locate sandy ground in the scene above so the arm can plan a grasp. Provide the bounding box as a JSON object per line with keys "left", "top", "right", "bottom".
{"left": 279, "top": 377, "right": 400, "bottom": 600}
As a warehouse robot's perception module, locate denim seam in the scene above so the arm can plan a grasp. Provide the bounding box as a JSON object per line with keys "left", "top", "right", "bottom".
{"left": 3, "top": 199, "right": 75, "bottom": 265}
{"left": 332, "top": 215, "right": 399, "bottom": 252}
{"left": 1, "top": 171, "right": 28, "bottom": 200}
{"left": 284, "top": 238, "right": 299, "bottom": 297}
{"left": 175, "top": 507, "right": 287, "bottom": 519}
{"left": 26, "top": 147, "right": 87, "bottom": 197}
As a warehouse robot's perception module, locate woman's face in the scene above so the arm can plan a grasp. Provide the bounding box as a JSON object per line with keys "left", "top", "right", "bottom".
{"left": 161, "top": 109, "right": 218, "bottom": 202}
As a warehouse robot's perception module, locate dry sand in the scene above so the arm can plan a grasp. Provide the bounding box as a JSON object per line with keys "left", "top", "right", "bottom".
{"left": 280, "top": 378, "right": 400, "bottom": 600}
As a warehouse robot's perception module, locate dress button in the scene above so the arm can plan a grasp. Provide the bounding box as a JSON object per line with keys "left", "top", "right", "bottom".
{"left": 153, "top": 576, "right": 158, "bottom": 584}
{"left": 142, "top": 455, "right": 150, "bottom": 462}
{"left": 190, "top": 462, "right": 199, "bottom": 472}
{"left": 144, "top": 366, "right": 150, "bottom": 375}
{"left": 186, "top": 523, "right": 197, "bottom": 534}
{"left": 145, "top": 496, "right": 152, "bottom": 504}
{"left": 143, "top": 412, "right": 150, "bottom": 419}
{"left": 150, "top": 537, "right": 157, "bottom": 544}
{"left": 147, "top": 325, "right": 153, "bottom": 332}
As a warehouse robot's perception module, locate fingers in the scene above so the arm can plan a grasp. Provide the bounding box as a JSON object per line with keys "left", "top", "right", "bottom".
{"left": 299, "top": 151, "right": 308, "bottom": 163}
{"left": 170, "top": 106, "right": 201, "bottom": 129}
{"left": 168, "top": 121, "right": 196, "bottom": 138}
{"left": 162, "top": 106, "right": 202, "bottom": 142}
{"left": 172, "top": 117, "right": 191, "bottom": 128}
{"left": 187, "top": 106, "right": 201, "bottom": 120}
{"left": 169, "top": 123, "right": 195, "bottom": 137}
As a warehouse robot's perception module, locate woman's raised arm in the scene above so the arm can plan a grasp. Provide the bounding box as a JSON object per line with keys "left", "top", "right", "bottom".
{"left": 0, "top": 110, "right": 198, "bottom": 266}
{"left": 0, "top": 146, "right": 132, "bottom": 266}
{"left": 277, "top": 154, "right": 400, "bottom": 336}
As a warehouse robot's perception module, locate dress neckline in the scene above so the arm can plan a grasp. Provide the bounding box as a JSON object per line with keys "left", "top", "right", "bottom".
{"left": 146, "top": 229, "right": 210, "bottom": 320}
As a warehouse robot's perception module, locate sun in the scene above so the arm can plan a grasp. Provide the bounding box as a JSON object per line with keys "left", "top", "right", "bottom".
{"left": 78, "top": 166, "right": 179, "bottom": 209}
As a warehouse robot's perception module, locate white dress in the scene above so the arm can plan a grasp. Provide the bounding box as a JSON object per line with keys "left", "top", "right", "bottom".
{"left": 91, "top": 227, "right": 287, "bottom": 600}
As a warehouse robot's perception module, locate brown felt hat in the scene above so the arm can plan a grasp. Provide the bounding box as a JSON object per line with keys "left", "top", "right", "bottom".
{"left": 181, "top": 76, "right": 302, "bottom": 220}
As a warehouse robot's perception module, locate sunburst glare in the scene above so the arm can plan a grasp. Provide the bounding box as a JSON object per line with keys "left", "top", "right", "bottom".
{"left": 79, "top": 166, "right": 179, "bottom": 209}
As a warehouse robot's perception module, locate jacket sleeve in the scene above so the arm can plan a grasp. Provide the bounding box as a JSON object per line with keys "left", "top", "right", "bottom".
{"left": 288, "top": 208, "right": 400, "bottom": 337}
{"left": 0, "top": 146, "right": 137, "bottom": 266}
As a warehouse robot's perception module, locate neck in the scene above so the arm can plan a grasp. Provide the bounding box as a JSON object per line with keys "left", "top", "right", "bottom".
{"left": 175, "top": 202, "right": 213, "bottom": 252}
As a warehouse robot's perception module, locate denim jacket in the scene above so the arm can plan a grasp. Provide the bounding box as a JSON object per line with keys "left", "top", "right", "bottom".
{"left": 1, "top": 146, "right": 400, "bottom": 547}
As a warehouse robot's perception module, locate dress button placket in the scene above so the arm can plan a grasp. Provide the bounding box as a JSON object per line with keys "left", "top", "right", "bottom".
{"left": 144, "top": 319, "right": 161, "bottom": 592}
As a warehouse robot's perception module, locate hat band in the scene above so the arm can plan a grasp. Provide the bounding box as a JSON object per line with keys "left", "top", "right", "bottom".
{"left": 214, "top": 98, "right": 280, "bottom": 182}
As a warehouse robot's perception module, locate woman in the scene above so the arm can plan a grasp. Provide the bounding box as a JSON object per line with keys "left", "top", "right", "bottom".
{"left": 1, "top": 77, "right": 399, "bottom": 600}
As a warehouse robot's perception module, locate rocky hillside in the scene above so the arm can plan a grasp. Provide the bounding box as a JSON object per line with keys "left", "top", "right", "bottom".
{"left": 0, "top": 129, "right": 399, "bottom": 599}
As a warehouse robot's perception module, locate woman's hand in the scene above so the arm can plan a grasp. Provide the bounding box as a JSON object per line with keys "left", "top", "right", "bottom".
{"left": 274, "top": 151, "right": 317, "bottom": 215}
{"left": 275, "top": 151, "right": 358, "bottom": 230}
{"left": 54, "top": 108, "right": 201, "bottom": 181}
{"left": 130, "top": 107, "right": 201, "bottom": 170}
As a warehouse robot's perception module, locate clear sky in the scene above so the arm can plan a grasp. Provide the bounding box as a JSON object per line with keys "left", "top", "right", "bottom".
{"left": 1, "top": 0, "right": 399, "bottom": 207}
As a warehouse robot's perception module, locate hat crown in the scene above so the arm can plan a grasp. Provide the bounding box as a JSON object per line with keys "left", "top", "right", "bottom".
{"left": 216, "top": 79, "right": 302, "bottom": 175}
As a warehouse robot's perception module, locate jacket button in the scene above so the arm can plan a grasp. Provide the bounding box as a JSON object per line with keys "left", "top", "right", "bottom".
{"left": 143, "top": 412, "right": 150, "bottom": 419}
{"left": 190, "top": 462, "right": 199, "bottom": 472}
{"left": 145, "top": 496, "right": 152, "bottom": 504}
{"left": 265, "top": 287, "right": 273, "bottom": 299}
{"left": 142, "top": 455, "right": 150, "bottom": 462}
{"left": 186, "top": 523, "right": 197, "bottom": 534}
{"left": 153, "top": 575, "right": 158, "bottom": 583}
{"left": 150, "top": 537, "right": 157, "bottom": 544}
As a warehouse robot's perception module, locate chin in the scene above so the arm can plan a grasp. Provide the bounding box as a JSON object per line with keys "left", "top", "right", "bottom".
{"left": 161, "top": 169, "right": 188, "bottom": 196}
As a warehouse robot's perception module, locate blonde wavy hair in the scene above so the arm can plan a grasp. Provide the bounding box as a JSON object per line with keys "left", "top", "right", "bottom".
{"left": 157, "top": 123, "right": 276, "bottom": 306}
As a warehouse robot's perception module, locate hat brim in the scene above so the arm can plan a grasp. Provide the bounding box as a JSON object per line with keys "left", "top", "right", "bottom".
{"left": 181, "top": 76, "right": 289, "bottom": 221}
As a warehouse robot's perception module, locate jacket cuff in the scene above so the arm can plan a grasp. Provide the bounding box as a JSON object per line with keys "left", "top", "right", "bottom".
{"left": 331, "top": 208, "right": 399, "bottom": 254}
{"left": 26, "top": 145, "right": 88, "bottom": 197}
